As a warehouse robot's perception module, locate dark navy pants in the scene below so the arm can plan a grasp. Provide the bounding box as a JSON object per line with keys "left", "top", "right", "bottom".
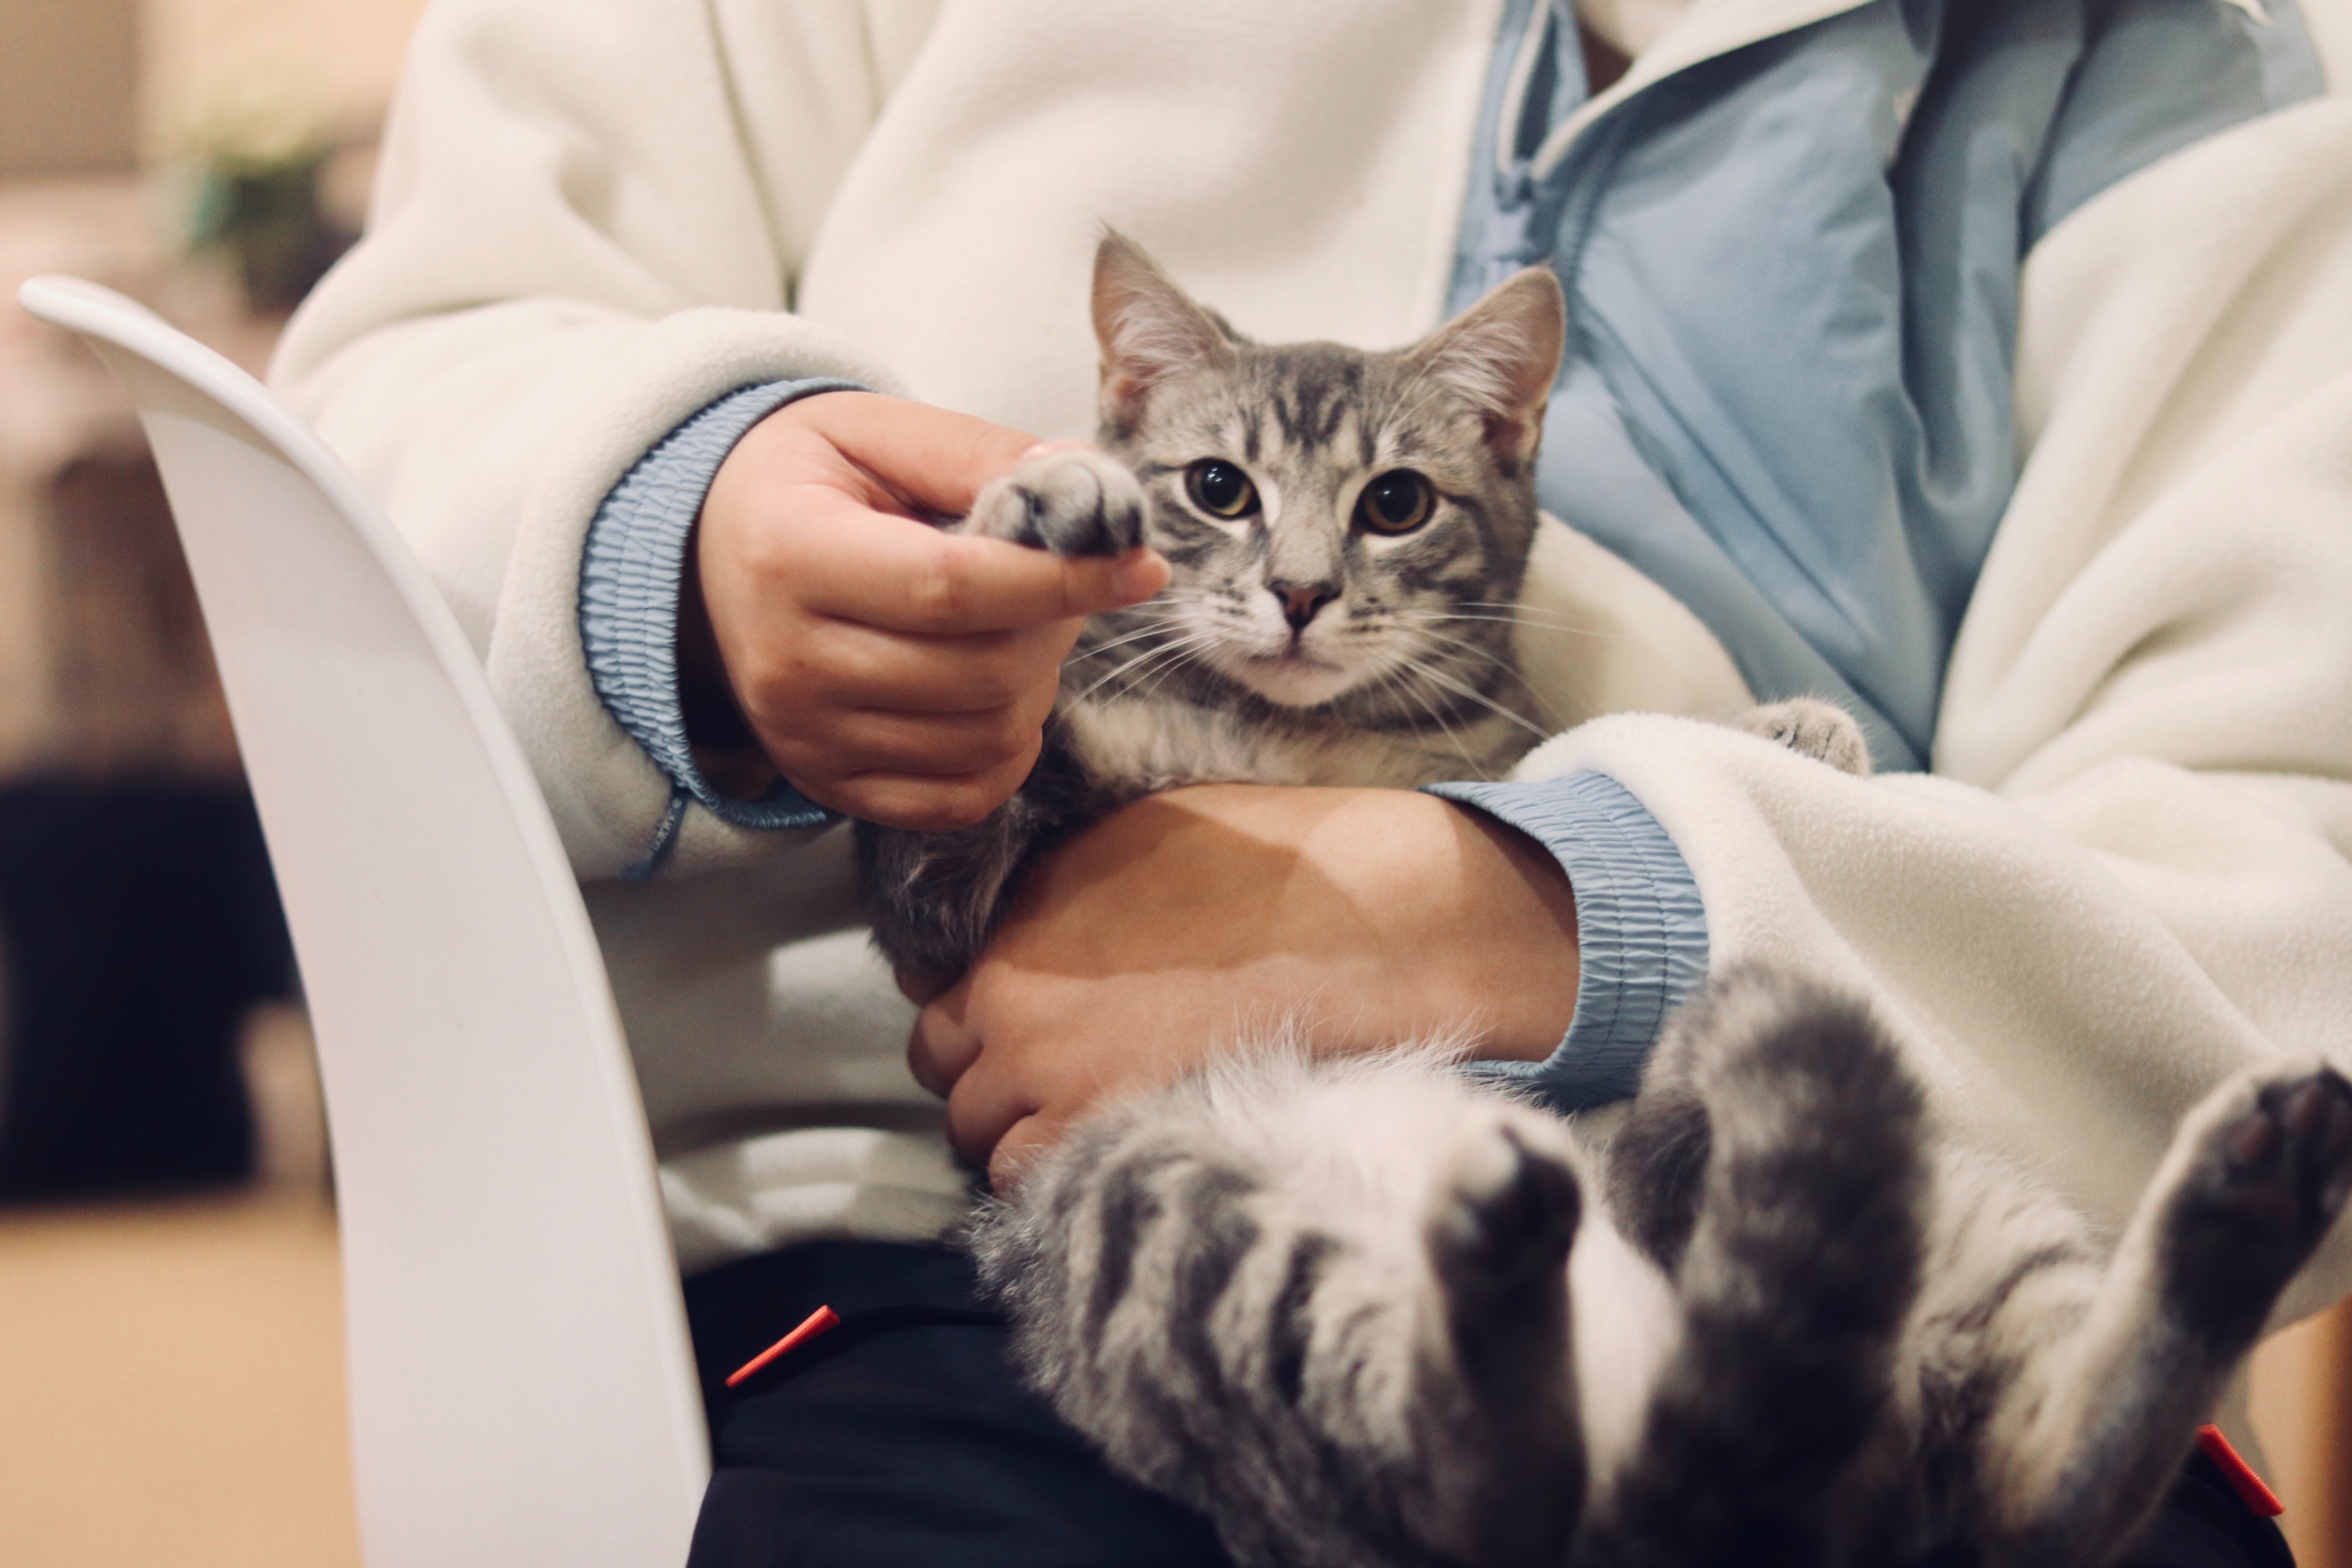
{"left": 684, "top": 1240, "right": 2295, "bottom": 1568}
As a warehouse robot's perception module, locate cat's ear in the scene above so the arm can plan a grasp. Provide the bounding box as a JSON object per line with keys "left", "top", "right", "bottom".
{"left": 1093, "top": 231, "right": 1235, "bottom": 411}
{"left": 1402, "top": 267, "right": 1566, "bottom": 464}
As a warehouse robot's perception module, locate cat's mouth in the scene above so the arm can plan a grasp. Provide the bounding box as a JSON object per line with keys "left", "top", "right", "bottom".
{"left": 1230, "top": 648, "right": 1357, "bottom": 708}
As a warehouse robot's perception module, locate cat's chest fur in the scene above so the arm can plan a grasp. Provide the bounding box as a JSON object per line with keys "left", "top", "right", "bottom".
{"left": 1058, "top": 687, "right": 1531, "bottom": 795}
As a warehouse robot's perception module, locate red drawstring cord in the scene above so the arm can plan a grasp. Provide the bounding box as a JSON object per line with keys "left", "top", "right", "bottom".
{"left": 726, "top": 1305, "right": 841, "bottom": 1388}
{"left": 2196, "top": 1424, "right": 2285, "bottom": 1518}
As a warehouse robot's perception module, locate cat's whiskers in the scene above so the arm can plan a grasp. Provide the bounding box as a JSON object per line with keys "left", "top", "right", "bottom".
{"left": 1456, "top": 599, "right": 1624, "bottom": 630}
{"left": 1129, "top": 632, "right": 1220, "bottom": 704}
{"left": 1396, "top": 653, "right": 1553, "bottom": 743}
{"left": 1069, "top": 627, "right": 1222, "bottom": 704}
{"left": 1400, "top": 626, "right": 1565, "bottom": 732}
{"left": 1394, "top": 608, "right": 1630, "bottom": 641}
{"left": 1376, "top": 661, "right": 1485, "bottom": 772}
{"left": 1076, "top": 614, "right": 1192, "bottom": 662}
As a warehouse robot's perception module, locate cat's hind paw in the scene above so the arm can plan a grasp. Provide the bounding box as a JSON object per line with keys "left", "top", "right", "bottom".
{"left": 1428, "top": 1123, "right": 1581, "bottom": 1304}
{"left": 1727, "top": 698, "right": 1871, "bottom": 776}
{"left": 2161, "top": 1061, "right": 2352, "bottom": 1342}
{"left": 962, "top": 446, "right": 1147, "bottom": 558}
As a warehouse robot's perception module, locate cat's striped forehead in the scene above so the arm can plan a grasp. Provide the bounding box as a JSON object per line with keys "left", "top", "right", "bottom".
{"left": 1140, "top": 341, "right": 1488, "bottom": 481}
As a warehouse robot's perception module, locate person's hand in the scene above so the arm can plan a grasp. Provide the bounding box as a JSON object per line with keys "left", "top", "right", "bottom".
{"left": 682, "top": 392, "right": 1168, "bottom": 829}
{"left": 907, "top": 784, "right": 1581, "bottom": 1189}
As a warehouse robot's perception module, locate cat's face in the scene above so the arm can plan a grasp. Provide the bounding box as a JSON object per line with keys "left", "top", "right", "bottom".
{"left": 1089, "top": 237, "right": 1566, "bottom": 715}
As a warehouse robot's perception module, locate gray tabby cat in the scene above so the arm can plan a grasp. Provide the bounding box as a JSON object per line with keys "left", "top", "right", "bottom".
{"left": 858, "top": 233, "right": 1855, "bottom": 989}
{"left": 973, "top": 966, "right": 2352, "bottom": 1568}
{"left": 857, "top": 233, "right": 1567, "bottom": 990}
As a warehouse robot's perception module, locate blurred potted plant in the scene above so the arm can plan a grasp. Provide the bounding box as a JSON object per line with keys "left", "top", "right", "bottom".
{"left": 181, "top": 81, "right": 354, "bottom": 315}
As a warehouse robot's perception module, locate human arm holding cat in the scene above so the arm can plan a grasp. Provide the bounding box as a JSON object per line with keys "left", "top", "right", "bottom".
{"left": 586, "top": 381, "right": 1165, "bottom": 877}
{"left": 909, "top": 784, "right": 1582, "bottom": 1182}
{"left": 682, "top": 393, "right": 1166, "bottom": 830}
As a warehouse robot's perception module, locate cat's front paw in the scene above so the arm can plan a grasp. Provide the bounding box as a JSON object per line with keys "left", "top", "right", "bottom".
{"left": 962, "top": 447, "right": 1147, "bottom": 558}
{"left": 1728, "top": 698, "right": 1871, "bottom": 776}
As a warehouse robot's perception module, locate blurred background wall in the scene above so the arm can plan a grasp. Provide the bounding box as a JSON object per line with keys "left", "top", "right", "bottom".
{"left": 2, "top": 0, "right": 426, "bottom": 179}
{"left": 2, "top": 4, "right": 420, "bottom": 1564}
{"left": 0, "top": 0, "right": 141, "bottom": 178}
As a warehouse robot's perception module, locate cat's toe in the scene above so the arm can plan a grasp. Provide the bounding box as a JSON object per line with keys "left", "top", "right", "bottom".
{"left": 2218, "top": 1067, "right": 2352, "bottom": 1235}
{"left": 2163, "top": 1062, "right": 2352, "bottom": 1338}
{"left": 1728, "top": 699, "right": 1871, "bottom": 776}
{"left": 1429, "top": 1124, "right": 1581, "bottom": 1299}
{"left": 964, "top": 449, "right": 1146, "bottom": 557}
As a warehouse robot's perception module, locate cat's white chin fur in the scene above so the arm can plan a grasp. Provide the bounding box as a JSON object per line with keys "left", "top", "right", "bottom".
{"left": 1226, "top": 652, "right": 1358, "bottom": 708}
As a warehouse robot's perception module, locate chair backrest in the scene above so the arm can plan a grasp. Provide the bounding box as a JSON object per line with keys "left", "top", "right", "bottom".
{"left": 16, "top": 277, "right": 709, "bottom": 1567}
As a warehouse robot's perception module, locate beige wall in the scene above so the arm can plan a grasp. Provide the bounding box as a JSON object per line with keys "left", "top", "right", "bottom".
{"left": 141, "top": 0, "right": 432, "bottom": 154}
{"left": 0, "top": 0, "right": 142, "bottom": 178}
{"left": 0, "top": 0, "right": 428, "bottom": 180}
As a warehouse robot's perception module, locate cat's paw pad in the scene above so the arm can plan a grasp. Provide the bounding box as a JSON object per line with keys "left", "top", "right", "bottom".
{"left": 963, "top": 447, "right": 1147, "bottom": 558}
{"left": 1727, "top": 699, "right": 1871, "bottom": 776}
{"left": 2195, "top": 1064, "right": 2352, "bottom": 1242}
{"left": 2164, "top": 1063, "right": 2352, "bottom": 1334}
{"left": 1428, "top": 1124, "right": 1581, "bottom": 1299}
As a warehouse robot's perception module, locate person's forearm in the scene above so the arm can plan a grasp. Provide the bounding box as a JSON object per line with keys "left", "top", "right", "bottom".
{"left": 1215, "top": 786, "right": 1580, "bottom": 1062}
{"left": 907, "top": 784, "right": 1586, "bottom": 1184}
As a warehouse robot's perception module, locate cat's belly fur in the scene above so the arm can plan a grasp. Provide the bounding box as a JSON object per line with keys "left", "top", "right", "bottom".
{"left": 1060, "top": 692, "right": 1533, "bottom": 793}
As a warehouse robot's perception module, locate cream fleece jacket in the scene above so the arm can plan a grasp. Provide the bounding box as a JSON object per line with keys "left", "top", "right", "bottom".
{"left": 274, "top": 0, "right": 2352, "bottom": 1326}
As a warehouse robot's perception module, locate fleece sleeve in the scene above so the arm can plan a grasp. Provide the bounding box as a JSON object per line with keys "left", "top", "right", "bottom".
{"left": 1427, "top": 774, "right": 1710, "bottom": 1110}
{"left": 268, "top": 0, "right": 940, "bottom": 880}
{"left": 1510, "top": 97, "right": 2352, "bottom": 1324}
{"left": 580, "top": 378, "right": 867, "bottom": 879}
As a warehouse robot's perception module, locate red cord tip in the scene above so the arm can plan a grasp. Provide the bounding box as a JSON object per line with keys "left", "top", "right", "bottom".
{"left": 2196, "top": 1424, "right": 2284, "bottom": 1517}
{"left": 726, "top": 1305, "right": 841, "bottom": 1388}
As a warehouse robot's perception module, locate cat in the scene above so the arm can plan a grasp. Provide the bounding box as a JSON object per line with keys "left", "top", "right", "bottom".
{"left": 971, "top": 964, "right": 2352, "bottom": 1568}
{"left": 856, "top": 232, "right": 1564, "bottom": 991}
{"left": 858, "top": 232, "right": 1861, "bottom": 993}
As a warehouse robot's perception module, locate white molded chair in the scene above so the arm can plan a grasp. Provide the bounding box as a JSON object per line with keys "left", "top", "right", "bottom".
{"left": 17, "top": 277, "right": 709, "bottom": 1566}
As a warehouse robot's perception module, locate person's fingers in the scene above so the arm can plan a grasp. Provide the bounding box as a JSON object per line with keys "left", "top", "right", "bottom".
{"left": 821, "top": 741, "right": 1042, "bottom": 830}
{"left": 821, "top": 705, "right": 1049, "bottom": 779}
{"left": 783, "top": 616, "right": 1076, "bottom": 716}
{"left": 790, "top": 393, "right": 1045, "bottom": 516}
{"left": 893, "top": 961, "right": 951, "bottom": 1007}
{"left": 908, "top": 986, "right": 984, "bottom": 1098}
{"left": 794, "top": 510, "right": 1167, "bottom": 634}
{"left": 943, "top": 1050, "right": 1044, "bottom": 1172}
{"left": 987, "top": 1112, "right": 1070, "bottom": 1196}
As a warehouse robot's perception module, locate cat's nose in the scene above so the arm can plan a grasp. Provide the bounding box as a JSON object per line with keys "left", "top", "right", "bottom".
{"left": 1270, "top": 581, "right": 1339, "bottom": 631}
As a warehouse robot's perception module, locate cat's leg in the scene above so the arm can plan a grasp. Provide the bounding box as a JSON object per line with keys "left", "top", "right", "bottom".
{"left": 857, "top": 727, "right": 1115, "bottom": 991}
{"left": 1589, "top": 967, "right": 1927, "bottom": 1568}
{"left": 1415, "top": 1120, "right": 1592, "bottom": 1568}
{"left": 1726, "top": 697, "right": 1872, "bottom": 776}
{"left": 971, "top": 1053, "right": 1590, "bottom": 1568}
{"left": 855, "top": 806, "right": 1038, "bottom": 993}
{"left": 1973, "top": 1060, "right": 2352, "bottom": 1568}
{"left": 858, "top": 452, "right": 1143, "bottom": 984}
{"left": 960, "top": 446, "right": 1148, "bottom": 557}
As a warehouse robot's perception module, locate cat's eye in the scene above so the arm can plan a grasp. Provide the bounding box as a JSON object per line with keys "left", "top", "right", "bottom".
{"left": 1356, "top": 470, "right": 1436, "bottom": 535}
{"left": 1185, "top": 459, "right": 1259, "bottom": 519}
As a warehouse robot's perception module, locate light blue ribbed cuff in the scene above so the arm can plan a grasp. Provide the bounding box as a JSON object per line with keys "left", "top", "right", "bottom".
{"left": 580, "top": 377, "right": 866, "bottom": 878}
{"left": 1426, "top": 771, "right": 1709, "bottom": 1111}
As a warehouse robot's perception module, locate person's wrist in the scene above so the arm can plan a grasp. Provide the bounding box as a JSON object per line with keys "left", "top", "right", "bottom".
{"left": 675, "top": 527, "right": 782, "bottom": 801}
{"left": 1359, "top": 791, "right": 1577, "bottom": 1060}
{"left": 672, "top": 397, "right": 849, "bottom": 804}
{"left": 1434, "top": 799, "right": 1580, "bottom": 1058}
